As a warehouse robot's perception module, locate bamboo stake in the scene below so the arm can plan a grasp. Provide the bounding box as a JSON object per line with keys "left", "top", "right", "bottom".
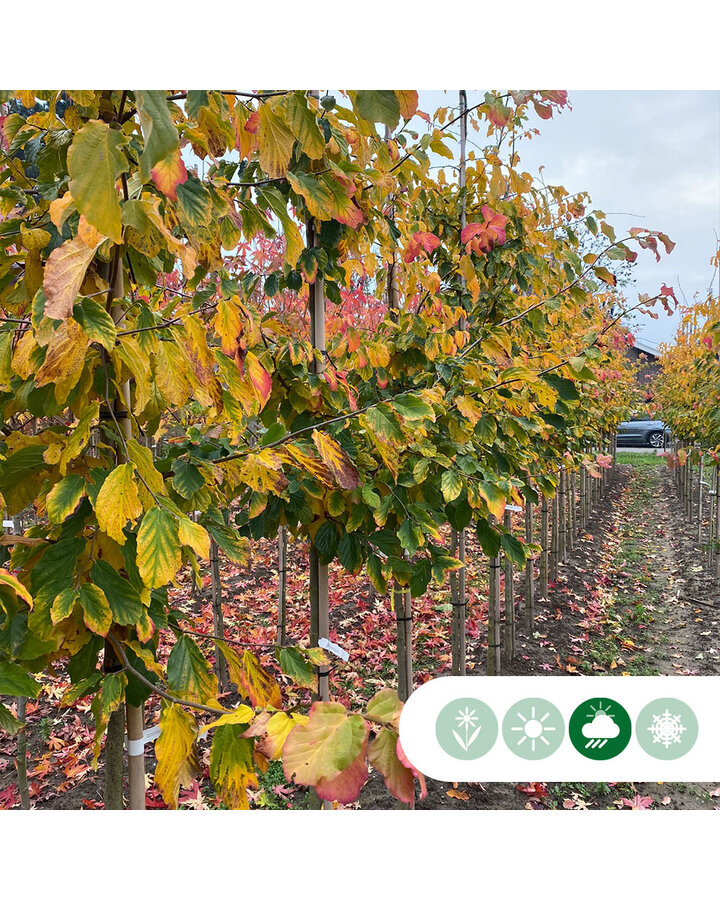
{"left": 503, "top": 508, "right": 515, "bottom": 661}
{"left": 524, "top": 500, "right": 535, "bottom": 630}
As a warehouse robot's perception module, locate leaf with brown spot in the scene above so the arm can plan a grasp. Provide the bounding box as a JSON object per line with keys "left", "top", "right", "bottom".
{"left": 43, "top": 234, "right": 103, "bottom": 320}
{"left": 311, "top": 430, "right": 360, "bottom": 490}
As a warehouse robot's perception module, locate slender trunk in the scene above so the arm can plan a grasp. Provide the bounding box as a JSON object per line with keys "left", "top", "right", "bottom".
{"left": 393, "top": 579, "right": 408, "bottom": 700}
{"left": 550, "top": 491, "right": 560, "bottom": 581}
{"left": 524, "top": 501, "right": 534, "bottom": 630}
{"left": 450, "top": 530, "right": 466, "bottom": 676}
{"left": 487, "top": 516, "right": 502, "bottom": 675}
{"left": 502, "top": 509, "right": 514, "bottom": 661}
{"left": 540, "top": 496, "right": 549, "bottom": 602}
{"left": 16, "top": 696, "right": 30, "bottom": 810}
{"left": 559, "top": 467, "right": 567, "bottom": 565}
{"left": 277, "top": 526, "right": 288, "bottom": 645}
{"left": 698, "top": 453, "right": 704, "bottom": 543}
{"left": 210, "top": 538, "right": 228, "bottom": 691}
{"left": 307, "top": 204, "right": 330, "bottom": 707}
{"left": 568, "top": 468, "right": 576, "bottom": 551}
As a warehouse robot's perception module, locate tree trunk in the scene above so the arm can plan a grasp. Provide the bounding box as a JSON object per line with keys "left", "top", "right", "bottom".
{"left": 487, "top": 516, "right": 502, "bottom": 675}
{"left": 277, "top": 526, "right": 288, "bottom": 646}
{"left": 540, "top": 496, "right": 549, "bottom": 602}
{"left": 210, "top": 538, "right": 228, "bottom": 691}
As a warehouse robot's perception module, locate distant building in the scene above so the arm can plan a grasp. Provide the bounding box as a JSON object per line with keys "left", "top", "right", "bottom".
{"left": 626, "top": 335, "right": 660, "bottom": 396}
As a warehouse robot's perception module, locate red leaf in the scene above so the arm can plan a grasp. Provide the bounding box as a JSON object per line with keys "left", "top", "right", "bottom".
{"left": 403, "top": 231, "right": 440, "bottom": 263}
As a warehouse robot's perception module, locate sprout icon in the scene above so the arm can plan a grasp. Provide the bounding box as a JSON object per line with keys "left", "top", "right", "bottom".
{"left": 453, "top": 706, "right": 481, "bottom": 752}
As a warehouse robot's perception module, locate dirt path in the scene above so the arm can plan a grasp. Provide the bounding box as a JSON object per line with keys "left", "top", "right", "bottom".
{"left": 360, "top": 458, "right": 720, "bottom": 810}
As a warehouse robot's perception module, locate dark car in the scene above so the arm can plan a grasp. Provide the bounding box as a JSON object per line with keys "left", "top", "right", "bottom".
{"left": 616, "top": 415, "right": 669, "bottom": 449}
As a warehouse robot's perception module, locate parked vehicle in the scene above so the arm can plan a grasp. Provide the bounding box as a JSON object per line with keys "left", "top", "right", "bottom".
{"left": 616, "top": 415, "right": 669, "bottom": 448}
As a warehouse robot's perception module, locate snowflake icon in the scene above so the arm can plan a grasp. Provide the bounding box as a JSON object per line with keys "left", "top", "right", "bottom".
{"left": 648, "top": 708, "right": 686, "bottom": 749}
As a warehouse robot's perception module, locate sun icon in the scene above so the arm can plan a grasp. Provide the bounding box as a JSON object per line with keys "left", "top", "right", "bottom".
{"left": 510, "top": 704, "right": 557, "bottom": 752}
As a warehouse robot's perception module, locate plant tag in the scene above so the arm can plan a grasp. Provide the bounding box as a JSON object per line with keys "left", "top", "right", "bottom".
{"left": 124, "top": 724, "right": 162, "bottom": 756}
{"left": 318, "top": 637, "right": 349, "bottom": 662}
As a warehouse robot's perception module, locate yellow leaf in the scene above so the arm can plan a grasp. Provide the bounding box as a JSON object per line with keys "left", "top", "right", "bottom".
{"left": 178, "top": 516, "right": 211, "bottom": 559}
{"left": 257, "top": 102, "right": 295, "bottom": 178}
{"left": 209, "top": 724, "right": 258, "bottom": 810}
{"left": 0, "top": 568, "right": 34, "bottom": 610}
{"left": 35, "top": 318, "right": 89, "bottom": 402}
{"left": 43, "top": 231, "right": 103, "bottom": 320}
{"left": 68, "top": 119, "right": 128, "bottom": 243}
{"left": 220, "top": 645, "right": 282, "bottom": 708}
{"left": 213, "top": 299, "right": 241, "bottom": 356}
{"left": 137, "top": 507, "right": 182, "bottom": 588}
{"left": 78, "top": 583, "right": 112, "bottom": 636}
{"left": 198, "top": 704, "right": 254, "bottom": 735}
{"left": 239, "top": 451, "right": 288, "bottom": 495}
{"left": 311, "top": 430, "right": 360, "bottom": 490}
{"left": 95, "top": 463, "right": 143, "bottom": 544}
{"left": 154, "top": 703, "right": 200, "bottom": 809}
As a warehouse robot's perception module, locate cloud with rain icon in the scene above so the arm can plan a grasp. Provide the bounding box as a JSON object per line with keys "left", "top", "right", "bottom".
{"left": 582, "top": 705, "right": 620, "bottom": 749}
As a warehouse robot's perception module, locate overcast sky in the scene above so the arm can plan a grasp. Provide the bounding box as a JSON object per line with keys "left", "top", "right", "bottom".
{"left": 422, "top": 90, "right": 720, "bottom": 347}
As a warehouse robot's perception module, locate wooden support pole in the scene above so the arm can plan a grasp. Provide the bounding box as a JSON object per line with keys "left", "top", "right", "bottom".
{"left": 559, "top": 467, "right": 567, "bottom": 565}
{"left": 524, "top": 501, "right": 535, "bottom": 630}
{"left": 503, "top": 508, "right": 515, "bottom": 661}
{"left": 540, "top": 495, "right": 549, "bottom": 602}
{"left": 487, "top": 516, "right": 502, "bottom": 675}
{"left": 277, "top": 526, "right": 288, "bottom": 646}
{"left": 550, "top": 493, "right": 559, "bottom": 583}
{"left": 568, "top": 468, "right": 576, "bottom": 552}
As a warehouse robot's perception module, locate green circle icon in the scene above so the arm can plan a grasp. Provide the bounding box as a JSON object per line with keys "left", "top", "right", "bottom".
{"left": 569, "top": 697, "right": 631, "bottom": 760}
{"left": 435, "top": 697, "right": 498, "bottom": 760}
{"left": 502, "top": 698, "right": 565, "bottom": 759}
{"left": 635, "top": 698, "right": 698, "bottom": 760}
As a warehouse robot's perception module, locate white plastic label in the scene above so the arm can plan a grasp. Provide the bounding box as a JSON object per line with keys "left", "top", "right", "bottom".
{"left": 124, "top": 724, "right": 162, "bottom": 756}
{"left": 399, "top": 676, "right": 720, "bottom": 782}
{"left": 318, "top": 637, "right": 349, "bottom": 662}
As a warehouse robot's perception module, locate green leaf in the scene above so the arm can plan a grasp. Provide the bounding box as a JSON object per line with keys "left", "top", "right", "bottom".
{"left": 171, "top": 459, "right": 205, "bottom": 499}
{"left": 167, "top": 634, "right": 218, "bottom": 704}
{"left": 75, "top": 297, "right": 117, "bottom": 352}
{"left": 315, "top": 520, "right": 340, "bottom": 561}
{"left": 354, "top": 91, "right": 401, "bottom": 130}
{"left": 46, "top": 474, "right": 86, "bottom": 524}
{"left": 392, "top": 395, "right": 434, "bottom": 422}
{"left": 398, "top": 519, "right": 422, "bottom": 556}
{"left": 544, "top": 373, "right": 580, "bottom": 402}
{"left": 441, "top": 469, "right": 463, "bottom": 503}
{"left": 31, "top": 538, "right": 84, "bottom": 603}
{"left": 67, "top": 120, "right": 128, "bottom": 243}
{"left": 135, "top": 90, "right": 179, "bottom": 181}
{"left": 50, "top": 587, "right": 77, "bottom": 624}
{"left": 0, "top": 701, "right": 21, "bottom": 735}
{"left": 78, "top": 583, "right": 112, "bottom": 636}
{"left": 500, "top": 532, "right": 527, "bottom": 568}
{"left": 276, "top": 646, "right": 316, "bottom": 689}
{"left": 476, "top": 518, "right": 501, "bottom": 558}
{"left": 445, "top": 495, "right": 472, "bottom": 531}
{"left": 209, "top": 724, "right": 257, "bottom": 810}
{"left": 365, "top": 407, "right": 404, "bottom": 441}
{"left": 176, "top": 175, "right": 212, "bottom": 229}
{"left": 137, "top": 507, "right": 182, "bottom": 589}
{"left": 367, "top": 554, "right": 387, "bottom": 594}
{"left": 409, "top": 557, "right": 432, "bottom": 597}
{"left": 0, "top": 661, "right": 41, "bottom": 698}
{"left": 283, "top": 92, "right": 325, "bottom": 159}
{"left": 338, "top": 532, "right": 363, "bottom": 573}
{"left": 90, "top": 559, "right": 143, "bottom": 626}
